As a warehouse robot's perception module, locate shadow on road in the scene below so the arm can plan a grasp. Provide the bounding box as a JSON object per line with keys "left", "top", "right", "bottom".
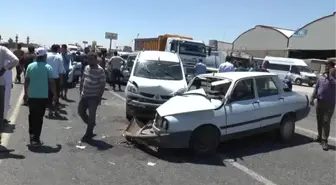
{"left": 63, "top": 99, "right": 76, "bottom": 103}
{"left": 27, "top": 144, "right": 62, "bottom": 153}
{"left": 0, "top": 146, "right": 25, "bottom": 159}
{"left": 46, "top": 114, "right": 68, "bottom": 121}
{"left": 86, "top": 139, "right": 113, "bottom": 151}
{"left": 135, "top": 132, "right": 322, "bottom": 166}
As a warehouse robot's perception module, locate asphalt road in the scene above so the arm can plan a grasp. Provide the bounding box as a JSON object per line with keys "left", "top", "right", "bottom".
{"left": 0, "top": 83, "right": 335, "bottom": 185}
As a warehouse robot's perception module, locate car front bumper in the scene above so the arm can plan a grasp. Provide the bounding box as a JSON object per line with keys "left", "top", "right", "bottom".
{"left": 126, "top": 99, "right": 161, "bottom": 120}
{"left": 124, "top": 119, "right": 191, "bottom": 149}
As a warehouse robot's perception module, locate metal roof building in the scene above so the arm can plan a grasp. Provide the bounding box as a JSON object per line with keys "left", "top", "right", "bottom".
{"left": 288, "top": 12, "right": 335, "bottom": 59}
{"left": 232, "top": 25, "right": 294, "bottom": 58}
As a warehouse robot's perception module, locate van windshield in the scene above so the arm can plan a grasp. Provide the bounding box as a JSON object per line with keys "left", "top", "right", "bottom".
{"left": 298, "top": 66, "right": 313, "bottom": 73}
{"left": 133, "top": 60, "right": 183, "bottom": 80}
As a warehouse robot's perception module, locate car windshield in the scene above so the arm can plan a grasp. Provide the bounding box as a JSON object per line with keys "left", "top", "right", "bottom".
{"left": 127, "top": 55, "right": 136, "bottom": 69}
{"left": 188, "top": 77, "right": 232, "bottom": 100}
{"left": 121, "top": 55, "right": 129, "bottom": 60}
{"left": 179, "top": 42, "right": 206, "bottom": 57}
{"left": 133, "top": 60, "right": 183, "bottom": 80}
{"left": 69, "top": 48, "right": 78, "bottom": 51}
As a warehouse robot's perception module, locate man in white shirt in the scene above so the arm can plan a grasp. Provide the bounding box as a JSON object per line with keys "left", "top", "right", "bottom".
{"left": 0, "top": 46, "right": 19, "bottom": 145}
{"left": 107, "top": 51, "right": 123, "bottom": 91}
{"left": 4, "top": 60, "right": 13, "bottom": 124}
{"left": 218, "top": 61, "right": 235, "bottom": 72}
{"left": 46, "top": 44, "right": 65, "bottom": 117}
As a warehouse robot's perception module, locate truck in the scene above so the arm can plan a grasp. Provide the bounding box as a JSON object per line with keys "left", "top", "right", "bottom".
{"left": 134, "top": 34, "right": 211, "bottom": 76}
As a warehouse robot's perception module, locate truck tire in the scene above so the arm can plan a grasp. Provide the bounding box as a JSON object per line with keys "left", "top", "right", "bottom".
{"left": 295, "top": 78, "right": 302, "bottom": 85}
{"left": 279, "top": 115, "right": 295, "bottom": 142}
{"left": 189, "top": 125, "right": 220, "bottom": 156}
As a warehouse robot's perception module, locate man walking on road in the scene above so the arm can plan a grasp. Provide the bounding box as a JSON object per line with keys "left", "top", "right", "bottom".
{"left": 4, "top": 60, "right": 13, "bottom": 124}
{"left": 13, "top": 43, "right": 25, "bottom": 83}
{"left": 218, "top": 57, "right": 235, "bottom": 72}
{"left": 78, "top": 52, "right": 106, "bottom": 142}
{"left": 310, "top": 60, "right": 335, "bottom": 151}
{"left": 46, "top": 44, "right": 65, "bottom": 117}
{"left": 108, "top": 51, "right": 123, "bottom": 91}
{"left": 60, "top": 44, "right": 72, "bottom": 100}
{"left": 0, "top": 45, "right": 19, "bottom": 145}
{"left": 24, "top": 47, "right": 56, "bottom": 147}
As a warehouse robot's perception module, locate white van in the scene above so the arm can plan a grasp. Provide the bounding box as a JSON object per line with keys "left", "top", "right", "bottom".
{"left": 125, "top": 50, "right": 187, "bottom": 122}
{"left": 264, "top": 56, "right": 317, "bottom": 87}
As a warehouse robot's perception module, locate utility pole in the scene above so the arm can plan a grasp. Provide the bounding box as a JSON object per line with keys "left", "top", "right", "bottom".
{"left": 15, "top": 34, "right": 18, "bottom": 48}
{"left": 27, "top": 36, "right": 30, "bottom": 45}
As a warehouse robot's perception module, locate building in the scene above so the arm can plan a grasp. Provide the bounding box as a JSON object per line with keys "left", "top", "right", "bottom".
{"left": 288, "top": 12, "right": 336, "bottom": 59}
{"left": 232, "top": 25, "right": 294, "bottom": 58}
{"left": 208, "top": 40, "right": 232, "bottom": 51}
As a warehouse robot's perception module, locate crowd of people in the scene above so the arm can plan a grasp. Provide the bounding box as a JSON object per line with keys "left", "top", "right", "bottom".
{"left": 0, "top": 44, "right": 335, "bottom": 151}
{"left": 0, "top": 44, "right": 108, "bottom": 147}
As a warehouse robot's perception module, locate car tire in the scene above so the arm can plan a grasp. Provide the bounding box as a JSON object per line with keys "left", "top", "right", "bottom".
{"left": 308, "top": 83, "right": 314, "bottom": 87}
{"left": 279, "top": 115, "right": 295, "bottom": 142}
{"left": 126, "top": 105, "right": 133, "bottom": 122}
{"left": 295, "top": 78, "right": 302, "bottom": 85}
{"left": 189, "top": 125, "right": 220, "bottom": 156}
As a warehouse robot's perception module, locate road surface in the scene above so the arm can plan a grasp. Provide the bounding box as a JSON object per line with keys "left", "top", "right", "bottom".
{"left": 0, "top": 81, "right": 335, "bottom": 185}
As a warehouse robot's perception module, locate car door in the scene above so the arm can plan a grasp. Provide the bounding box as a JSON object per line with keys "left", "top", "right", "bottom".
{"left": 224, "top": 78, "right": 262, "bottom": 135}
{"left": 255, "top": 76, "right": 284, "bottom": 127}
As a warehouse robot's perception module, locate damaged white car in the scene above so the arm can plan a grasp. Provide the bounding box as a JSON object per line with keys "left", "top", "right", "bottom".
{"left": 124, "top": 72, "right": 311, "bottom": 155}
{"left": 125, "top": 50, "right": 187, "bottom": 122}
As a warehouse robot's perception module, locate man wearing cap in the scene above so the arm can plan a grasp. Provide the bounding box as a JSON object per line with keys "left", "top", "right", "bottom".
{"left": 310, "top": 60, "right": 335, "bottom": 151}
{"left": 0, "top": 45, "right": 19, "bottom": 145}
{"left": 24, "top": 47, "right": 57, "bottom": 147}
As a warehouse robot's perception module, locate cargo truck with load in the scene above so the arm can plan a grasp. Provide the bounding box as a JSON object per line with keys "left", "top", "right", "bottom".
{"left": 134, "top": 34, "right": 213, "bottom": 77}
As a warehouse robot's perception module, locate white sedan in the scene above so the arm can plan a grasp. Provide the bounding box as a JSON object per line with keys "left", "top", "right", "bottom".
{"left": 124, "top": 72, "right": 310, "bottom": 155}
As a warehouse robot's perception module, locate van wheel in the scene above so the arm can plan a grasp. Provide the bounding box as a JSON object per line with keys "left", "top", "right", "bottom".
{"left": 190, "top": 125, "right": 220, "bottom": 156}
{"left": 279, "top": 115, "right": 295, "bottom": 142}
{"left": 295, "top": 78, "right": 302, "bottom": 85}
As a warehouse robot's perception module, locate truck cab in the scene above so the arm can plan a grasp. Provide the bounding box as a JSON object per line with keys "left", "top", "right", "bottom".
{"left": 165, "top": 37, "right": 209, "bottom": 76}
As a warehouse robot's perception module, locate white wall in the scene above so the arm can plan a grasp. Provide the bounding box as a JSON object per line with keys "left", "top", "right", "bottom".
{"left": 288, "top": 13, "right": 336, "bottom": 50}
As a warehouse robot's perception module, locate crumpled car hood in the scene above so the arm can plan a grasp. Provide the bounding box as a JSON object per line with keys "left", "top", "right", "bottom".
{"left": 157, "top": 89, "right": 215, "bottom": 116}
{"left": 131, "top": 76, "right": 187, "bottom": 95}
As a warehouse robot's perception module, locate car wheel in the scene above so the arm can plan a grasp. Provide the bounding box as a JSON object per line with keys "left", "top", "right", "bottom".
{"left": 125, "top": 105, "right": 133, "bottom": 122}
{"left": 308, "top": 83, "right": 314, "bottom": 87}
{"left": 190, "top": 125, "right": 220, "bottom": 156}
{"left": 295, "top": 78, "right": 302, "bottom": 85}
{"left": 279, "top": 115, "right": 295, "bottom": 142}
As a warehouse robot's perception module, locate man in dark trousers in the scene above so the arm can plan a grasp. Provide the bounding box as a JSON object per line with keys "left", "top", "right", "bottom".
{"left": 78, "top": 52, "right": 106, "bottom": 142}
{"left": 24, "top": 47, "right": 57, "bottom": 147}
{"left": 310, "top": 60, "right": 335, "bottom": 151}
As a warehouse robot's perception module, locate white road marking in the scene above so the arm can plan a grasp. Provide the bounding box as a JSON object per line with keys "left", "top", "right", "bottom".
{"left": 296, "top": 126, "right": 336, "bottom": 142}
{"left": 225, "top": 159, "right": 277, "bottom": 185}
{"left": 109, "top": 90, "right": 126, "bottom": 101}
{"left": 1, "top": 89, "right": 24, "bottom": 147}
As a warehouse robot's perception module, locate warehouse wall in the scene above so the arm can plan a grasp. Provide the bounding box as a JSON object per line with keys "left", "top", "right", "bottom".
{"left": 233, "top": 26, "right": 289, "bottom": 58}
{"left": 288, "top": 12, "right": 336, "bottom": 50}
{"left": 243, "top": 50, "right": 288, "bottom": 58}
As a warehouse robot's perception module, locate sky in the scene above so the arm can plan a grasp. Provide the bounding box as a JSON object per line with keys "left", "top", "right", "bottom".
{"left": 0, "top": 0, "right": 335, "bottom": 48}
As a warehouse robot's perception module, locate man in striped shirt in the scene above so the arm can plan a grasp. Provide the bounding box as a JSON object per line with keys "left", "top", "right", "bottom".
{"left": 78, "top": 52, "right": 106, "bottom": 142}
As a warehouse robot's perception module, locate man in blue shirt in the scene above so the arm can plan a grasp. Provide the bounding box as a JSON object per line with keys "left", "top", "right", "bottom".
{"left": 195, "top": 59, "right": 207, "bottom": 76}
{"left": 60, "top": 44, "right": 72, "bottom": 100}
{"left": 310, "top": 60, "right": 335, "bottom": 151}
{"left": 24, "top": 47, "right": 57, "bottom": 147}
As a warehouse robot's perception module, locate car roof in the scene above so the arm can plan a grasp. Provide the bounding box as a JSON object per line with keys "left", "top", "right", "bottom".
{"left": 198, "top": 72, "right": 277, "bottom": 81}
{"left": 265, "top": 56, "right": 307, "bottom": 66}
{"left": 139, "top": 50, "right": 180, "bottom": 63}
